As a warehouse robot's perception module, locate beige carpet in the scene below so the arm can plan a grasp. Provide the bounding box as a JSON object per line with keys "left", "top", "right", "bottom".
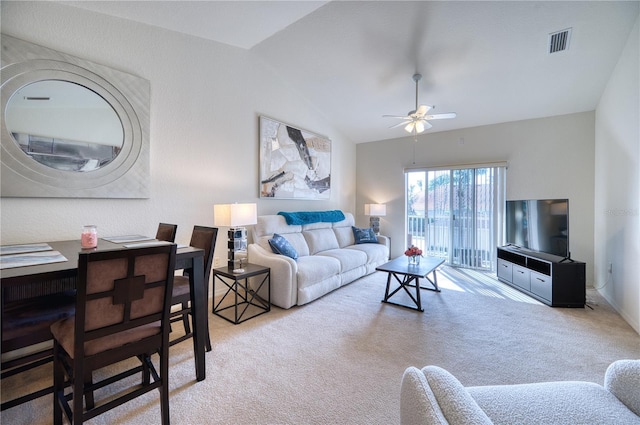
{"left": 2, "top": 267, "right": 639, "bottom": 424}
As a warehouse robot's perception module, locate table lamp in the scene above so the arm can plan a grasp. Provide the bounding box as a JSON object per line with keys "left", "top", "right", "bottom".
{"left": 214, "top": 203, "right": 257, "bottom": 273}
{"left": 364, "top": 203, "right": 386, "bottom": 235}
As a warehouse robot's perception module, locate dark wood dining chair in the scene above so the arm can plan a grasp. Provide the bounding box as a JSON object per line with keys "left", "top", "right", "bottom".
{"left": 170, "top": 226, "right": 218, "bottom": 350}
{"left": 1, "top": 291, "right": 75, "bottom": 411}
{"left": 156, "top": 223, "right": 178, "bottom": 242}
{"left": 51, "top": 244, "right": 176, "bottom": 425}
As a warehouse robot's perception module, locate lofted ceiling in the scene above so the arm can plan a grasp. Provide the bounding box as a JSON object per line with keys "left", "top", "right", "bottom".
{"left": 58, "top": 1, "right": 639, "bottom": 143}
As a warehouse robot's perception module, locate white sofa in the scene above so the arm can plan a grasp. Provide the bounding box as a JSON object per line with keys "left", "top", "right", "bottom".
{"left": 248, "top": 212, "right": 389, "bottom": 309}
{"left": 401, "top": 360, "right": 640, "bottom": 424}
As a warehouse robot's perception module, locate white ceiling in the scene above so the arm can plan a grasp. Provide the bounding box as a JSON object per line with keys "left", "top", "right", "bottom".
{"left": 58, "top": 1, "right": 639, "bottom": 143}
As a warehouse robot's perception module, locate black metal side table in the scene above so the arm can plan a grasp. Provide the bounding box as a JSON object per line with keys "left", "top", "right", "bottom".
{"left": 212, "top": 263, "right": 270, "bottom": 324}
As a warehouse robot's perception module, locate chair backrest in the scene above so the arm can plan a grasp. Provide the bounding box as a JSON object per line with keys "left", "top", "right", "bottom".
{"left": 74, "top": 245, "right": 176, "bottom": 358}
{"left": 156, "top": 223, "right": 178, "bottom": 242}
{"left": 189, "top": 226, "right": 218, "bottom": 283}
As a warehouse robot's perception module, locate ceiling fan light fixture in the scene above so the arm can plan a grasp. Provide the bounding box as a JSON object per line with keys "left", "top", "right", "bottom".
{"left": 384, "top": 73, "right": 456, "bottom": 134}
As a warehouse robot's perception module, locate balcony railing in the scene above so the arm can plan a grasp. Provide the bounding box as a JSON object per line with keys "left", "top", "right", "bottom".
{"left": 407, "top": 214, "right": 494, "bottom": 270}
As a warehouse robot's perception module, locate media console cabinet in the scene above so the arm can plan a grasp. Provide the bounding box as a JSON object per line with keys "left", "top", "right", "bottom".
{"left": 497, "top": 246, "right": 585, "bottom": 307}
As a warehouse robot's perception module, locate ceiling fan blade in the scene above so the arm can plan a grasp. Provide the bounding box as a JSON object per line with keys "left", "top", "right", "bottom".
{"left": 415, "top": 104, "right": 431, "bottom": 117}
{"left": 389, "top": 121, "right": 410, "bottom": 129}
{"left": 423, "top": 120, "right": 433, "bottom": 130}
{"left": 426, "top": 112, "right": 457, "bottom": 120}
{"left": 383, "top": 114, "right": 411, "bottom": 119}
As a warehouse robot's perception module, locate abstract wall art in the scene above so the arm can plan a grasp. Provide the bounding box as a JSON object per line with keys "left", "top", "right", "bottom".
{"left": 259, "top": 116, "right": 331, "bottom": 200}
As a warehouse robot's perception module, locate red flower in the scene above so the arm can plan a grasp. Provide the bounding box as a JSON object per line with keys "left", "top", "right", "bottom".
{"left": 404, "top": 245, "right": 423, "bottom": 257}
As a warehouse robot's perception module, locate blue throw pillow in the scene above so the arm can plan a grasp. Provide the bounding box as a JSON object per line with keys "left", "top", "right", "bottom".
{"left": 352, "top": 226, "right": 378, "bottom": 244}
{"left": 268, "top": 233, "right": 298, "bottom": 260}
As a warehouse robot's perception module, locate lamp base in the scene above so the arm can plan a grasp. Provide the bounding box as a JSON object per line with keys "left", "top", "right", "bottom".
{"left": 369, "top": 216, "right": 381, "bottom": 235}
{"left": 227, "top": 227, "right": 248, "bottom": 270}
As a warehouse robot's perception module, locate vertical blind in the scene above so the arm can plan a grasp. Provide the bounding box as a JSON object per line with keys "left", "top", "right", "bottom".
{"left": 405, "top": 162, "right": 507, "bottom": 271}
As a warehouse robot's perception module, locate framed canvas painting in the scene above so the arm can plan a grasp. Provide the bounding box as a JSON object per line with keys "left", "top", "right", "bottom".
{"left": 259, "top": 116, "right": 331, "bottom": 200}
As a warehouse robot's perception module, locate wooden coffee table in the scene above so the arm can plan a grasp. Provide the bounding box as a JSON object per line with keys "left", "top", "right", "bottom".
{"left": 376, "top": 256, "right": 445, "bottom": 312}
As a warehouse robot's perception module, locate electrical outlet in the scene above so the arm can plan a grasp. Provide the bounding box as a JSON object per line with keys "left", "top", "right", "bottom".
{"left": 214, "top": 257, "right": 220, "bottom": 267}
{"left": 608, "top": 262, "right": 613, "bottom": 273}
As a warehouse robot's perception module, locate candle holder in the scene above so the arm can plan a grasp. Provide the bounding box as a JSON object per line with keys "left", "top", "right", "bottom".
{"left": 81, "top": 225, "right": 98, "bottom": 249}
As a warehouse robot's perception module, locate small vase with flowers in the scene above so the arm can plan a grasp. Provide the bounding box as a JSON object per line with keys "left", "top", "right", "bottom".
{"left": 404, "top": 245, "right": 422, "bottom": 265}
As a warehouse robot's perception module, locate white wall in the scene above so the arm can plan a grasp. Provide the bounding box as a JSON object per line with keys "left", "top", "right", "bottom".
{"left": 356, "top": 112, "right": 596, "bottom": 285}
{"left": 0, "top": 2, "right": 356, "bottom": 266}
{"left": 594, "top": 15, "right": 639, "bottom": 333}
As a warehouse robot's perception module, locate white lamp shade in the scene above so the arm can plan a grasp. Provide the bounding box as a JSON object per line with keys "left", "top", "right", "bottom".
{"left": 214, "top": 203, "right": 257, "bottom": 227}
{"left": 364, "top": 203, "right": 386, "bottom": 216}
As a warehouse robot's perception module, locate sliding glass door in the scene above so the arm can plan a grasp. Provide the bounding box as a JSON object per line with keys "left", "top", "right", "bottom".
{"left": 406, "top": 165, "right": 505, "bottom": 271}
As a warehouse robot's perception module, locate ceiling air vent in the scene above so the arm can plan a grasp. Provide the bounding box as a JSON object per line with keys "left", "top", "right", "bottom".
{"left": 548, "top": 28, "right": 572, "bottom": 54}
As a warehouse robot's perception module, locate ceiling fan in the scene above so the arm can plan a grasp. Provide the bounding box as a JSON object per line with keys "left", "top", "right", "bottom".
{"left": 383, "top": 73, "right": 456, "bottom": 134}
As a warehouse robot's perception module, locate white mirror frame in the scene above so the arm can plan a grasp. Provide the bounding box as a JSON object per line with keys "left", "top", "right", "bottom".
{"left": 1, "top": 35, "right": 150, "bottom": 198}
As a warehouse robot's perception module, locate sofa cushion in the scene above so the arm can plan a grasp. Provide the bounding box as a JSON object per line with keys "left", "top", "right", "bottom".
{"left": 469, "top": 381, "right": 640, "bottom": 424}
{"left": 347, "top": 243, "right": 388, "bottom": 265}
{"left": 301, "top": 221, "right": 333, "bottom": 231}
{"left": 318, "top": 248, "right": 367, "bottom": 273}
{"left": 295, "top": 256, "right": 341, "bottom": 289}
{"left": 334, "top": 226, "right": 356, "bottom": 248}
{"left": 303, "top": 228, "right": 340, "bottom": 255}
{"left": 268, "top": 233, "right": 298, "bottom": 260}
{"left": 422, "top": 366, "right": 493, "bottom": 425}
{"left": 254, "top": 214, "right": 302, "bottom": 237}
{"left": 269, "top": 233, "right": 310, "bottom": 257}
{"left": 332, "top": 212, "right": 355, "bottom": 229}
{"left": 352, "top": 226, "right": 378, "bottom": 244}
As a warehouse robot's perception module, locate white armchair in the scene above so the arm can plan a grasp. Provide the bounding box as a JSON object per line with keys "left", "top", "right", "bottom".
{"left": 401, "top": 360, "right": 640, "bottom": 424}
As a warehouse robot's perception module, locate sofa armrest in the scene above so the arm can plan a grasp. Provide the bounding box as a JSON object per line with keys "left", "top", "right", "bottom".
{"left": 376, "top": 235, "right": 390, "bottom": 251}
{"left": 401, "top": 367, "right": 449, "bottom": 425}
{"left": 422, "top": 366, "right": 494, "bottom": 425}
{"left": 605, "top": 359, "right": 640, "bottom": 416}
{"left": 248, "top": 244, "right": 298, "bottom": 309}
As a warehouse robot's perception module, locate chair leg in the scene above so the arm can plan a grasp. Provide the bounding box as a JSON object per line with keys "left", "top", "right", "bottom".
{"left": 181, "top": 302, "right": 191, "bottom": 334}
{"left": 205, "top": 324, "right": 212, "bottom": 352}
{"left": 84, "top": 372, "right": 95, "bottom": 410}
{"left": 159, "top": 353, "right": 170, "bottom": 425}
{"left": 186, "top": 309, "right": 211, "bottom": 351}
{"left": 73, "top": 362, "right": 85, "bottom": 425}
{"left": 53, "top": 343, "right": 63, "bottom": 425}
{"left": 141, "top": 354, "right": 151, "bottom": 386}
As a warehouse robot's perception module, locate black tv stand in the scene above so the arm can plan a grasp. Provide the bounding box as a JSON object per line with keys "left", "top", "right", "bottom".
{"left": 497, "top": 246, "right": 585, "bottom": 307}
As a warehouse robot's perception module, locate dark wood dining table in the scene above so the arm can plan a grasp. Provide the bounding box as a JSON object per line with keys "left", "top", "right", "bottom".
{"left": 1, "top": 238, "right": 209, "bottom": 382}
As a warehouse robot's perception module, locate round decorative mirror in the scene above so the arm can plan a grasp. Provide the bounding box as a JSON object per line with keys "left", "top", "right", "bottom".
{"left": 5, "top": 80, "right": 124, "bottom": 172}
{"left": 1, "top": 35, "right": 150, "bottom": 198}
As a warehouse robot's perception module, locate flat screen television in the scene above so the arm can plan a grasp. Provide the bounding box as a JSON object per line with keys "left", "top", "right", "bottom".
{"left": 505, "top": 199, "right": 569, "bottom": 258}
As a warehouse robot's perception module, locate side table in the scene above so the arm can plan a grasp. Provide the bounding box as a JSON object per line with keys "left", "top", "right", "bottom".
{"left": 212, "top": 263, "right": 270, "bottom": 324}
